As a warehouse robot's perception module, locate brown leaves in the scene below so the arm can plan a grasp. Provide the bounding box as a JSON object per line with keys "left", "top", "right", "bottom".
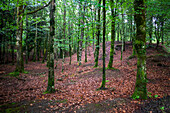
{"left": 0, "top": 43, "right": 169, "bottom": 112}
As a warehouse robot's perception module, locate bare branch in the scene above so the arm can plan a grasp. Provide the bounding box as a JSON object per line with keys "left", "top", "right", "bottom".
{"left": 25, "top": 0, "right": 51, "bottom": 15}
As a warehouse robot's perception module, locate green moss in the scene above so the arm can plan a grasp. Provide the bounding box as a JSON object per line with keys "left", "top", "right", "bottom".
{"left": 128, "top": 55, "right": 136, "bottom": 59}
{"left": 43, "top": 90, "right": 54, "bottom": 94}
{"left": 23, "top": 71, "right": 29, "bottom": 74}
{"left": 106, "top": 67, "right": 119, "bottom": 71}
{"left": 5, "top": 107, "right": 20, "bottom": 113}
{"left": 6, "top": 72, "right": 20, "bottom": 77}
{"left": 0, "top": 103, "right": 25, "bottom": 113}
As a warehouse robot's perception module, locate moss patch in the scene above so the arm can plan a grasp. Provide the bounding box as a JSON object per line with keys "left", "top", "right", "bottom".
{"left": 0, "top": 102, "right": 25, "bottom": 113}
{"left": 6, "top": 72, "right": 20, "bottom": 77}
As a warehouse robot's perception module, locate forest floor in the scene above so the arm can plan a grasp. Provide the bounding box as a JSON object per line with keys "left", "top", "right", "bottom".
{"left": 0, "top": 42, "right": 170, "bottom": 113}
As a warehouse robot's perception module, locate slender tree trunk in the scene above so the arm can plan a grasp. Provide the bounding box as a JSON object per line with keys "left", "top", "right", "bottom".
{"left": 79, "top": 2, "right": 85, "bottom": 66}
{"left": 33, "top": 8, "right": 38, "bottom": 62}
{"left": 12, "top": 33, "right": 15, "bottom": 65}
{"left": 77, "top": 26, "right": 79, "bottom": 62}
{"left": 91, "top": 0, "right": 95, "bottom": 51}
{"left": 108, "top": 0, "right": 115, "bottom": 69}
{"left": 69, "top": 21, "right": 72, "bottom": 65}
{"left": 149, "top": 16, "right": 153, "bottom": 46}
{"left": 99, "top": 0, "right": 106, "bottom": 90}
{"left": 94, "top": 0, "right": 101, "bottom": 67}
{"left": 132, "top": 0, "right": 147, "bottom": 100}
{"left": 26, "top": 12, "right": 29, "bottom": 64}
{"left": 62, "top": 0, "right": 66, "bottom": 71}
{"left": 117, "top": 23, "right": 119, "bottom": 42}
{"left": 161, "top": 21, "right": 164, "bottom": 45}
{"left": 42, "top": 33, "right": 48, "bottom": 63}
{"left": 85, "top": 33, "right": 88, "bottom": 63}
{"left": 155, "top": 23, "right": 160, "bottom": 48}
{"left": 46, "top": 0, "right": 55, "bottom": 93}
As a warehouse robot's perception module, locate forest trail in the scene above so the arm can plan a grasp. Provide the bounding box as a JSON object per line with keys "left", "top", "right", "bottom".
{"left": 0, "top": 42, "right": 170, "bottom": 113}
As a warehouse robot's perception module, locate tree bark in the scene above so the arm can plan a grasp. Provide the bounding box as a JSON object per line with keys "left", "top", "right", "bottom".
{"left": 79, "top": 2, "right": 85, "bottom": 66}
{"left": 108, "top": 0, "right": 115, "bottom": 69}
{"left": 132, "top": 0, "right": 147, "bottom": 99}
{"left": 94, "top": 0, "right": 101, "bottom": 67}
{"left": 46, "top": 0, "right": 55, "bottom": 93}
{"left": 149, "top": 16, "right": 153, "bottom": 46}
{"left": 99, "top": 0, "right": 106, "bottom": 90}
{"left": 15, "top": 1, "right": 24, "bottom": 72}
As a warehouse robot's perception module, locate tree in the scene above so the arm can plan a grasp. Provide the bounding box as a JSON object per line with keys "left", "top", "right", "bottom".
{"left": 46, "top": 0, "right": 55, "bottom": 93}
{"left": 78, "top": 1, "right": 85, "bottom": 66}
{"left": 132, "top": 0, "right": 147, "bottom": 99}
{"left": 108, "top": 0, "right": 116, "bottom": 69}
{"left": 94, "top": 0, "right": 101, "bottom": 67}
{"left": 15, "top": 0, "right": 24, "bottom": 72}
{"left": 99, "top": 0, "right": 106, "bottom": 90}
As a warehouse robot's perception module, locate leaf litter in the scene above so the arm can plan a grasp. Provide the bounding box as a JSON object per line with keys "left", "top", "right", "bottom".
{"left": 0, "top": 42, "right": 169, "bottom": 112}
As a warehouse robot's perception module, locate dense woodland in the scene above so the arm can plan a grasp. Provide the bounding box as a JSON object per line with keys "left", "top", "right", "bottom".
{"left": 0, "top": 0, "right": 170, "bottom": 112}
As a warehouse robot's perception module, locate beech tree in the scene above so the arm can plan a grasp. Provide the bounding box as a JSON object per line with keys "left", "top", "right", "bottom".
{"left": 99, "top": 0, "right": 106, "bottom": 90}
{"left": 107, "top": 0, "right": 116, "bottom": 69}
{"left": 94, "top": 0, "right": 101, "bottom": 67}
{"left": 132, "top": 0, "right": 147, "bottom": 99}
{"left": 46, "top": 0, "right": 55, "bottom": 93}
{"left": 15, "top": 0, "right": 24, "bottom": 72}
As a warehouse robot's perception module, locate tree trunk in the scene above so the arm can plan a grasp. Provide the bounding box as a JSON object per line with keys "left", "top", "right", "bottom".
{"left": 33, "top": 10, "right": 38, "bottom": 62}
{"left": 99, "top": 0, "right": 106, "bottom": 90}
{"left": 26, "top": 11, "right": 29, "bottom": 64}
{"left": 94, "top": 0, "right": 101, "bottom": 67}
{"left": 108, "top": 0, "right": 115, "bottom": 69}
{"left": 46, "top": 0, "right": 55, "bottom": 93}
{"left": 161, "top": 21, "right": 164, "bottom": 45}
{"left": 79, "top": 2, "right": 85, "bottom": 66}
{"left": 132, "top": 0, "right": 147, "bottom": 100}
{"left": 62, "top": 0, "right": 66, "bottom": 71}
{"left": 15, "top": 2, "right": 24, "bottom": 73}
{"left": 77, "top": 26, "right": 79, "bottom": 62}
{"left": 69, "top": 21, "right": 72, "bottom": 65}
{"left": 149, "top": 16, "right": 153, "bottom": 46}
{"left": 42, "top": 33, "right": 48, "bottom": 63}
{"left": 117, "top": 23, "right": 119, "bottom": 42}
{"left": 12, "top": 33, "right": 15, "bottom": 65}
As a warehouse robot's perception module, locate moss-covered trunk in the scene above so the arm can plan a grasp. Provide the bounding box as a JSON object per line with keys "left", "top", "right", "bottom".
{"left": 99, "top": 0, "right": 106, "bottom": 89}
{"left": 132, "top": 0, "right": 147, "bottom": 100}
{"left": 108, "top": 0, "right": 115, "bottom": 69}
{"left": 15, "top": 2, "right": 24, "bottom": 73}
{"left": 46, "top": 0, "right": 55, "bottom": 93}
{"left": 94, "top": 0, "right": 101, "bottom": 67}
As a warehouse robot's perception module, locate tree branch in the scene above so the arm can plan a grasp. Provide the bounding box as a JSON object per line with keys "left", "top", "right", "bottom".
{"left": 25, "top": 0, "right": 51, "bottom": 15}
